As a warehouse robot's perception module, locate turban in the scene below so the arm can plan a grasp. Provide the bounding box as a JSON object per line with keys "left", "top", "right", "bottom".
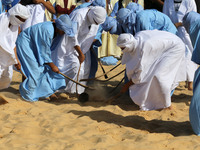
{"left": 87, "top": 6, "right": 106, "bottom": 25}
{"left": 117, "top": 8, "right": 136, "bottom": 34}
{"left": 126, "top": 2, "right": 143, "bottom": 13}
{"left": 8, "top": 3, "right": 30, "bottom": 25}
{"left": 92, "top": 0, "right": 106, "bottom": 8}
{"left": 102, "top": 17, "right": 117, "bottom": 34}
{"left": 117, "top": 33, "right": 137, "bottom": 64}
{"left": 55, "top": 14, "right": 77, "bottom": 37}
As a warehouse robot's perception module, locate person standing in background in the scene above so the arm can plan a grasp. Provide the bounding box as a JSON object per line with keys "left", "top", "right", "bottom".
{"left": 163, "top": 0, "right": 197, "bottom": 90}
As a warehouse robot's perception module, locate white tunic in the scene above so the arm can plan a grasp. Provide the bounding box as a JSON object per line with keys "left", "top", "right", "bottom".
{"left": 52, "top": 7, "right": 99, "bottom": 94}
{"left": 0, "top": 13, "right": 18, "bottom": 90}
{"left": 163, "top": 0, "right": 197, "bottom": 82}
{"left": 21, "top": 4, "right": 46, "bottom": 30}
{"left": 125, "top": 30, "right": 184, "bottom": 110}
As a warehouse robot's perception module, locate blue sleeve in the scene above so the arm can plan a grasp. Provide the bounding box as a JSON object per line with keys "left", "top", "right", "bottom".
{"left": 110, "top": 2, "right": 118, "bottom": 17}
{"left": 94, "top": 25, "right": 103, "bottom": 47}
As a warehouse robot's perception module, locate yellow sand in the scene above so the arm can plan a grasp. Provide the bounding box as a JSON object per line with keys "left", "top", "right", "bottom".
{"left": 0, "top": 62, "right": 199, "bottom": 150}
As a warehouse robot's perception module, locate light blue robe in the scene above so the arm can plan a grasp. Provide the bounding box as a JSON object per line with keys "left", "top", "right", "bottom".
{"left": 16, "top": 22, "right": 66, "bottom": 101}
{"left": 135, "top": 9, "right": 177, "bottom": 35}
{"left": 183, "top": 11, "right": 200, "bottom": 135}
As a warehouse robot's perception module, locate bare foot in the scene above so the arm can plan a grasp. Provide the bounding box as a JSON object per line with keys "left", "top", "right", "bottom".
{"left": 49, "top": 93, "right": 58, "bottom": 101}
{"left": 188, "top": 82, "right": 193, "bottom": 91}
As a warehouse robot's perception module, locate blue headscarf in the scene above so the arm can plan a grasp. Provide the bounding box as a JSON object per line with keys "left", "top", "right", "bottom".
{"left": 55, "top": 14, "right": 77, "bottom": 37}
{"left": 92, "top": 0, "right": 106, "bottom": 8}
{"left": 126, "top": 2, "right": 143, "bottom": 13}
{"left": 2, "top": 0, "right": 14, "bottom": 5}
{"left": 183, "top": 11, "right": 200, "bottom": 65}
{"left": 102, "top": 17, "right": 117, "bottom": 34}
{"left": 116, "top": 8, "right": 136, "bottom": 34}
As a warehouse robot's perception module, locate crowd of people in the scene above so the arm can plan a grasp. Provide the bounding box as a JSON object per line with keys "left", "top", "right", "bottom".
{"left": 0, "top": 0, "right": 200, "bottom": 134}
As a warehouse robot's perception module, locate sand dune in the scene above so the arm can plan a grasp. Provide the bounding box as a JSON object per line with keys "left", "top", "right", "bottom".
{"left": 0, "top": 63, "right": 199, "bottom": 150}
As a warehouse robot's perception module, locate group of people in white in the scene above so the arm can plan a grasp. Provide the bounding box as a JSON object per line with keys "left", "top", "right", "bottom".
{"left": 0, "top": 0, "right": 200, "bottom": 115}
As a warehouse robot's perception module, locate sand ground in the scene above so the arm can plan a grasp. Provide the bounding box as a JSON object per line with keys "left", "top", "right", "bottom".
{"left": 0, "top": 62, "right": 199, "bottom": 150}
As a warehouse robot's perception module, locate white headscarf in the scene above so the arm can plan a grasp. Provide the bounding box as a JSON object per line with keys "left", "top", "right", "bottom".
{"left": 117, "top": 33, "right": 138, "bottom": 64}
{"left": 87, "top": 6, "right": 106, "bottom": 25}
{"left": 8, "top": 3, "right": 30, "bottom": 26}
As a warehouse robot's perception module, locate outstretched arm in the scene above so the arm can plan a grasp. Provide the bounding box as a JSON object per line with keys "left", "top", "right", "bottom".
{"left": 33, "top": 0, "right": 56, "bottom": 14}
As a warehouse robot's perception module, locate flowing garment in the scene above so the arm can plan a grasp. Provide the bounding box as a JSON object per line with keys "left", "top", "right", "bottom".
{"left": 16, "top": 22, "right": 66, "bottom": 101}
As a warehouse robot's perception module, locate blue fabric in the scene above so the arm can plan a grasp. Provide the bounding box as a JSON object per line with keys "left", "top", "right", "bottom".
{"left": 135, "top": 9, "right": 177, "bottom": 35}
{"left": 189, "top": 67, "right": 200, "bottom": 136}
{"left": 89, "top": 45, "right": 98, "bottom": 78}
{"left": 182, "top": 11, "right": 200, "bottom": 135}
{"left": 2, "top": 0, "right": 13, "bottom": 5}
{"left": 16, "top": 22, "right": 66, "bottom": 101}
{"left": 3, "top": 0, "right": 19, "bottom": 11}
{"left": 100, "top": 56, "right": 118, "bottom": 66}
{"left": 0, "top": 0, "right": 3, "bottom": 13}
{"left": 55, "top": 14, "right": 77, "bottom": 37}
{"left": 110, "top": 1, "right": 118, "bottom": 17}
{"left": 102, "top": 17, "right": 122, "bottom": 35}
{"left": 183, "top": 11, "right": 200, "bottom": 65}
{"left": 126, "top": 2, "right": 143, "bottom": 13}
{"left": 116, "top": 8, "right": 136, "bottom": 34}
{"left": 92, "top": 0, "right": 106, "bottom": 8}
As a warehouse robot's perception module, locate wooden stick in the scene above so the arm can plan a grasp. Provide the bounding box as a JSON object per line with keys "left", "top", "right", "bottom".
{"left": 109, "top": 77, "right": 125, "bottom": 94}
{"left": 59, "top": 72, "right": 95, "bottom": 90}
{"left": 90, "top": 47, "right": 108, "bottom": 79}
{"left": 80, "top": 62, "right": 122, "bottom": 82}
{"left": 20, "top": 69, "right": 27, "bottom": 79}
{"left": 76, "top": 64, "right": 82, "bottom": 95}
{"left": 104, "top": 92, "right": 122, "bottom": 104}
{"left": 97, "top": 69, "right": 126, "bottom": 82}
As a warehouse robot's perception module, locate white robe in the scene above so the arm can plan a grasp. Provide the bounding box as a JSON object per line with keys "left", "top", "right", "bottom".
{"left": 21, "top": 4, "right": 46, "bottom": 30}
{"left": 125, "top": 30, "right": 184, "bottom": 111}
{"left": 0, "top": 13, "right": 18, "bottom": 90}
{"left": 52, "top": 7, "right": 99, "bottom": 94}
{"left": 163, "top": 0, "right": 197, "bottom": 82}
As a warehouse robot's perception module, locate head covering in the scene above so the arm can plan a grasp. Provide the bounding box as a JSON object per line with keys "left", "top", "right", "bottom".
{"left": 91, "top": 0, "right": 106, "bottom": 8}
{"left": 117, "top": 8, "right": 136, "bottom": 34}
{"left": 2, "top": 0, "right": 14, "bottom": 5}
{"left": 183, "top": 11, "right": 200, "bottom": 65}
{"left": 117, "top": 8, "right": 131, "bottom": 24}
{"left": 8, "top": 3, "right": 30, "bottom": 25}
{"left": 102, "top": 17, "right": 117, "bottom": 34}
{"left": 117, "top": 33, "right": 137, "bottom": 64}
{"left": 87, "top": 6, "right": 106, "bottom": 25}
{"left": 55, "top": 14, "right": 77, "bottom": 37}
{"left": 126, "top": 2, "right": 143, "bottom": 13}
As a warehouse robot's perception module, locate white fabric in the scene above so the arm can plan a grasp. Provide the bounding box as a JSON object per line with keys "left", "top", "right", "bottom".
{"left": 0, "top": 13, "right": 18, "bottom": 67}
{"left": 119, "top": 30, "right": 185, "bottom": 111}
{"left": 117, "top": 33, "right": 137, "bottom": 64}
{"left": 21, "top": 4, "right": 46, "bottom": 30}
{"left": 87, "top": 6, "right": 106, "bottom": 25}
{"left": 0, "top": 13, "right": 20, "bottom": 89}
{"left": 0, "top": 65, "right": 13, "bottom": 90}
{"left": 163, "top": 0, "right": 197, "bottom": 82}
{"left": 52, "top": 7, "right": 99, "bottom": 94}
{"left": 8, "top": 3, "right": 30, "bottom": 20}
